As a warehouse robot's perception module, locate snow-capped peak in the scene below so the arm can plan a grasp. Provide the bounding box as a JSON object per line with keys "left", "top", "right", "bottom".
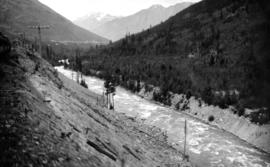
{"left": 76, "top": 12, "right": 118, "bottom": 22}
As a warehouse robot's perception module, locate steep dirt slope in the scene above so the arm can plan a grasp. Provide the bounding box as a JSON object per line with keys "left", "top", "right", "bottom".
{"left": 0, "top": 48, "right": 190, "bottom": 166}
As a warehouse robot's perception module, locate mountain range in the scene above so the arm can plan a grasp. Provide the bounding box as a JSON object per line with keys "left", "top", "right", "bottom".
{"left": 0, "top": 0, "right": 108, "bottom": 43}
{"left": 74, "top": 13, "right": 120, "bottom": 34}
{"left": 74, "top": 2, "right": 193, "bottom": 41}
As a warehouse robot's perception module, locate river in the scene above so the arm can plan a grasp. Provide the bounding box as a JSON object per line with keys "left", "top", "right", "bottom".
{"left": 55, "top": 66, "right": 270, "bottom": 167}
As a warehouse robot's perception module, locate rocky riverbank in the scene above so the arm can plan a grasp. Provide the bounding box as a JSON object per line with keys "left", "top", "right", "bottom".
{"left": 137, "top": 86, "right": 270, "bottom": 154}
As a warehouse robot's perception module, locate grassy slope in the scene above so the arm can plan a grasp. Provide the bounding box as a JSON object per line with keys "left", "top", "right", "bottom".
{"left": 0, "top": 0, "right": 108, "bottom": 43}
{"left": 83, "top": 0, "right": 270, "bottom": 110}
{"left": 0, "top": 47, "right": 191, "bottom": 166}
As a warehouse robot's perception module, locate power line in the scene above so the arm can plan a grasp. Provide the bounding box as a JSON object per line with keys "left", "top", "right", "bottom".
{"left": 29, "top": 25, "right": 50, "bottom": 56}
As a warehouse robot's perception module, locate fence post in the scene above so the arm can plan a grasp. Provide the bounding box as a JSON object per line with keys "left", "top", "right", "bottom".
{"left": 184, "top": 119, "right": 188, "bottom": 161}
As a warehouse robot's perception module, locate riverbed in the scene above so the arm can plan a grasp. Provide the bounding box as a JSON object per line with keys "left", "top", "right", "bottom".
{"left": 56, "top": 66, "right": 270, "bottom": 167}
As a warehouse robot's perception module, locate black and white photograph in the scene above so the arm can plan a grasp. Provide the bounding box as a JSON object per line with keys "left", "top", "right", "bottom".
{"left": 0, "top": 0, "right": 270, "bottom": 166}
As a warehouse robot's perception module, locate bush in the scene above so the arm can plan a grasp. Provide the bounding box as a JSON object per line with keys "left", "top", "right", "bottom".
{"left": 186, "top": 90, "right": 192, "bottom": 99}
{"left": 235, "top": 103, "right": 245, "bottom": 116}
{"left": 213, "top": 96, "right": 227, "bottom": 109}
{"left": 250, "top": 109, "right": 270, "bottom": 125}
{"left": 80, "top": 80, "right": 88, "bottom": 88}
{"left": 175, "top": 102, "right": 180, "bottom": 110}
{"left": 208, "top": 115, "right": 215, "bottom": 122}
{"left": 202, "top": 87, "right": 213, "bottom": 105}
{"left": 237, "top": 108, "right": 245, "bottom": 117}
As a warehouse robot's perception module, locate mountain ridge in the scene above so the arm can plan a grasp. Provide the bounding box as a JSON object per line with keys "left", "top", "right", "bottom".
{"left": 74, "top": 12, "right": 120, "bottom": 34}
{"left": 74, "top": 2, "right": 193, "bottom": 41}
{"left": 0, "top": 0, "right": 108, "bottom": 43}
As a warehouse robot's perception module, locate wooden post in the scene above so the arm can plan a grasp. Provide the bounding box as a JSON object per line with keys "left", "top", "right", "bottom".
{"left": 76, "top": 71, "right": 80, "bottom": 83}
{"left": 38, "top": 27, "right": 41, "bottom": 54}
{"left": 102, "top": 92, "right": 104, "bottom": 107}
{"left": 112, "top": 94, "right": 115, "bottom": 110}
{"left": 75, "top": 49, "right": 80, "bottom": 84}
{"left": 17, "top": 32, "right": 25, "bottom": 47}
{"left": 184, "top": 119, "right": 188, "bottom": 160}
{"left": 107, "top": 92, "right": 110, "bottom": 109}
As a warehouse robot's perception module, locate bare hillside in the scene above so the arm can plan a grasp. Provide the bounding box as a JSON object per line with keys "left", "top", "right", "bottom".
{"left": 0, "top": 45, "right": 191, "bottom": 166}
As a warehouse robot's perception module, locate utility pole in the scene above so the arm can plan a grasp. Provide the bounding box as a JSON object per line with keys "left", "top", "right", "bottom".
{"left": 75, "top": 49, "right": 81, "bottom": 84}
{"left": 112, "top": 92, "right": 115, "bottom": 110}
{"left": 104, "top": 80, "right": 116, "bottom": 110}
{"left": 17, "top": 32, "right": 25, "bottom": 47}
{"left": 184, "top": 119, "right": 189, "bottom": 161}
{"left": 29, "top": 25, "right": 50, "bottom": 56}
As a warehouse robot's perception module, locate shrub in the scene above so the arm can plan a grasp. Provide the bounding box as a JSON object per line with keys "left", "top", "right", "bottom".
{"left": 202, "top": 87, "right": 213, "bottom": 105}
{"left": 80, "top": 80, "right": 88, "bottom": 88}
{"left": 235, "top": 103, "right": 245, "bottom": 116}
{"left": 213, "top": 96, "right": 227, "bottom": 109}
{"left": 250, "top": 109, "right": 270, "bottom": 125}
{"left": 208, "top": 115, "right": 215, "bottom": 122}
{"left": 144, "top": 84, "right": 153, "bottom": 92}
{"left": 186, "top": 90, "right": 192, "bottom": 99}
{"left": 237, "top": 108, "right": 245, "bottom": 117}
{"left": 175, "top": 102, "right": 180, "bottom": 110}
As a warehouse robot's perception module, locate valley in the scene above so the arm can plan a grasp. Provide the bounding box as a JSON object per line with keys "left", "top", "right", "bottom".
{"left": 0, "top": 0, "right": 270, "bottom": 166}
{"left": 56, "top": 66, "right": 270, "bottom": 167}
{"left": 0, "top": 48, "right": 191, "bottom": 167}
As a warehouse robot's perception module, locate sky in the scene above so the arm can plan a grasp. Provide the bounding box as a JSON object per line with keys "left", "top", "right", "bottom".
{"left": 38, "top": 0, "right": 201, "bottom": 21}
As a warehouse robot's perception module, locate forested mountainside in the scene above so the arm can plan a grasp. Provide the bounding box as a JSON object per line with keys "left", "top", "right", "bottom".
{"left": 79, "top": 0, "right": 270, "bottom": 117}
{"left": 0, "top": 0, "right": 108, "bottom": 43}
